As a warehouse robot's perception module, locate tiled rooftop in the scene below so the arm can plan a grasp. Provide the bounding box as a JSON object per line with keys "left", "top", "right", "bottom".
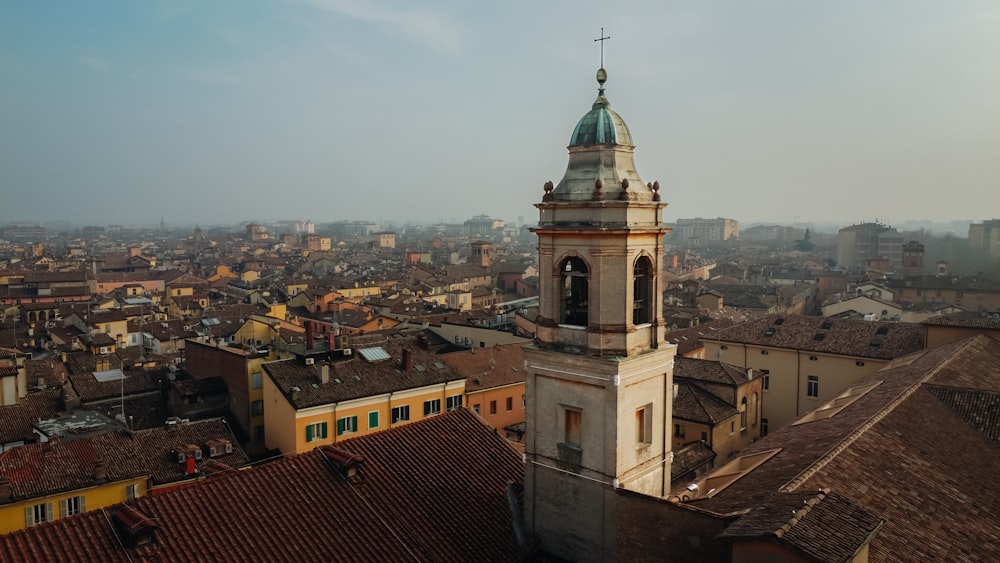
{"left": 0, "top": 409, "right": 523, "bottom": 562}
{"left": 719, "top": 490, "right": 884, "bottom": 562}
{"left": 673, "top": 380, "right": 738, "bottom": 424}
{"left": 0, "top": 418, "right": 247, "bottom": 501}
{"left": 683, "top": 335, "right": 1000, "bottom": 562}
{"left": 263, "top": 332, "right": 466, "bottom": 409}
{"left": 674, "top": 357, "right": 748, "bottom": 387}
{"left": 0, "top": 390, "right": 61, "bottom": 445}
{"left": 439, "top": 342, "right": 527, "bottom": 391}
{"left": 701, "top": 314, "right": 926, "bottom": 360}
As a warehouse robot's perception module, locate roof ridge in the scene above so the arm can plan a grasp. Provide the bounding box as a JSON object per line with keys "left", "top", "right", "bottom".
{"left": 774, "top": 488, "right": 829, "bottom": 539}
{"left": 780, "top": 337, "right": 978, "bottom": 493}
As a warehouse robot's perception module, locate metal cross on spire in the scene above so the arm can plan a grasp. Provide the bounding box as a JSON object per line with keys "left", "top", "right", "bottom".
{"left": 594, "top": 27, "right": 610, "bottom": 68}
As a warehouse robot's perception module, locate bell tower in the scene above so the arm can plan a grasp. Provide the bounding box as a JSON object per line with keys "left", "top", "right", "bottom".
{"left": 524, "top": 65, "right": 677, "bottom": 560}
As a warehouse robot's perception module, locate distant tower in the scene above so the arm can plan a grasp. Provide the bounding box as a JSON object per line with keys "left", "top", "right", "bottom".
{"left": 901, "top": 241, "right": 924, "bottom": 278}
{"left": 524, "top": 64, "right": 676, "bottom": 561}
{"left": 471, "top": 241, "right": 492, "bottom": 268}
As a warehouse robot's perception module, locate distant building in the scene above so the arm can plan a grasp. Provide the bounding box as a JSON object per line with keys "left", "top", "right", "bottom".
{"left": 740, "top": 224, "right": 803, "bottom": 243}
{"left": 835, "top": 222, "right": 903, "bottom": 271}
{"left": 969, "top": 219, "right": 1000, "bottom": 258}
{"left": 901, "top": 240, "right": 925, "bottom": 278}
{"left": 674, "top": 217, "right": 739, "bottom": 244}
{"left": 464, "top": 214, "right": 503, "bottom": 236}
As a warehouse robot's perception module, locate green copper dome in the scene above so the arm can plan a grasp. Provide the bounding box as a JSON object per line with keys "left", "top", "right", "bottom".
{"left": 569, "top": 68, "right": 633, "bottom": 147}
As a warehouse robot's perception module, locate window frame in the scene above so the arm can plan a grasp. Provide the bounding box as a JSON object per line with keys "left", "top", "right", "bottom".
{"left": 807, "top": 375, "right": 820, "bottom": 398}
{"left": 423, "top": 398, "right": 441, "bottom": 417}
{"left": 305, "top": 421, "right": 328, "bottom": 442}
{"left": 337, "top": 415, "right": 358, "bottom": 436}
{"left": 391, "top": 405, "right": 410, "bottom": 423}
{"left": 368, "top": 410, "right": 379, "bottom": 429}
{"left": 446, "top": 395, "right": 463, "bottom": 411}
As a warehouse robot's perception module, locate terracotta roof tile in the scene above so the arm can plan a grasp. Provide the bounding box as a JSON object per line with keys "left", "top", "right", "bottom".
{"left": 683, "top": 335, "right": 1000, "bottom": 562}
{"left": 439, "top": 342, "right": 526, "bottom": 391}
{"left": 702, "top": 314, "right": 926, "bottom": 360}
{"left": 0, "top": 390, "right": 61, "bottom": 445}
{"left": 0, "top": 409, "right": 523, "bottom": 562}
{"left": 263, "top": 333, "right": 466, "bottom": 409}
{"left": 673, "top": 380, "right": 738, "bottom": 424}
{"left": 719, "top": 490, "right": 884, "bottom": 562}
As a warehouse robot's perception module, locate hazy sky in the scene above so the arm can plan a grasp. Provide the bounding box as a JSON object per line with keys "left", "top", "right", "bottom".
{"left": 2, "top": 1, "right": 998, "bottom": 228}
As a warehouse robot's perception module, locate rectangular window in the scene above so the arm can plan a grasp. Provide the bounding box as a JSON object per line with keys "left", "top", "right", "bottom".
{"left": 807, "top": 375, "right": 819, "bottom": 398}
{"left": 59, "top": 496, "right": 86, "bottom": 518}
{"left": 730, "top": 421, "right": 736, "bottom": 434}
{"left": 391, "top": 405, "right": 410, "bottom": 423}
{"left": 423, "top": 399, "right": 441, "bottom": 416}
{"left": 761, "top": 418, "right": 769, "bottom": 437}
{"left": 761, "top": 369, "right": 770, "bottom": 391}
{"left": 253, "top": 425, "right": 265, "bottom": 442}
{"left": 635, "top": 404, "right": 653, "bottom": 444}
{"left": 446, "top": 395, "right": 463, "bottom": 411}
{"left": 489, "top": 400, "right": 498, "bottom": 415}
{"left": 251, "top": 400, "right": 264, "bottom": 416}
{"left": 505, "top": 397, "right": 513, "bottom": 412}
{"left": 473, "top": 403, "right": 481, "bottom": 414}
{"left": 701, "top": 432, "right": 708, "bottom": 442}
{"left": 126, "top": 484, "right": 138, "bottom": 501}
{"left": 521, "top": 394, "right": 526, "bottom": 408}
{"left": 674, "top": 424, "right": 685, "bottom": 438}
{"left": 251, "top": 372, "right": 263, "bottom": 389}
{"left": 368, "top": 411, "right": 379, "bottom": 429}
{"left": 564, "top": 408, "right": 582, "bottom": 447}
{"left": 305, "top": 421, "right": 328, "bottom": 442}
{"left": 26, "top": 503, "right": 53, "bottom": 527}
{"left": 337, "top": 415, "right": 358, "bottom": 435}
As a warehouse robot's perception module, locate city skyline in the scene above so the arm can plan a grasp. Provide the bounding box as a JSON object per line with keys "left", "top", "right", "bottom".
{"left": 2, "top": 1, "right": 999, "bottom": 227}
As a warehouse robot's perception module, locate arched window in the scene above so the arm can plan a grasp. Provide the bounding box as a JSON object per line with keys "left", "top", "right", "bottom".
{"left": 560, "top": 257, "right": 589, "bottom": 326}
{"left": 633, "top": 256, "right": 654, "bottom": 325}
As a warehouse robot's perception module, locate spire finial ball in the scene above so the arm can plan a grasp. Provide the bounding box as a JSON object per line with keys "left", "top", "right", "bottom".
{"left": 596, "top": 68, "right": 607, "bottom": 85}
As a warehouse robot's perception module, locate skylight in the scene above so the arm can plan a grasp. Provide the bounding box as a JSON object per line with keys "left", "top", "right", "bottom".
{"left": 793, "top": 381, "right": 882, "bottom": 425}
{"left": 358, "top": 347, "right": 391, "bottom": 363}
{"left": 679, "top": 448, "right": 782, "bottom": 501}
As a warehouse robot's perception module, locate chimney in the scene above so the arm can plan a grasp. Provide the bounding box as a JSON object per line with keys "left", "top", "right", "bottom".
{"left": 402, "top": 349, "right": 412, "bottom": 372}
{"left": 746, "top": 368, "right": 753, "bottom": 379}
{"left": 320, "top": 363, "right": 330, "bottom": 384}
{"left": 185, "top": 456, "right": 196, "bottom": 475}
{"left": 93, "top": 460, "right": 108, "bottom": 483}
{"left": 672, "top": 383, "right": 679, "bottom": 401}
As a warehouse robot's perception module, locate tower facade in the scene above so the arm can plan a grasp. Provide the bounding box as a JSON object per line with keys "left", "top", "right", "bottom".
{"left": 524, "top": 67, "right": 677, "bottom": 561}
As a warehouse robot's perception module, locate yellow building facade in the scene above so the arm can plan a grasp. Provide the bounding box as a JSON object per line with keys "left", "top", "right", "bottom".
{"left": 0, "top": 473, "right": 149, "bottom": 534}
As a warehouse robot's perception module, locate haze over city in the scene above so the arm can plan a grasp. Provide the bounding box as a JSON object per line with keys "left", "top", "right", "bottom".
{"left": 2, "top": 1, "right": 999, "bottom": 227}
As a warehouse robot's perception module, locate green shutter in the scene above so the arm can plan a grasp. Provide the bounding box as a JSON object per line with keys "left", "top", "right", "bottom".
{"left": 25, "top": 506, "right": 32, "bottom": 527}
{"left": 306, "top": 424, "right": 313, "bottom": 442}
{"left": 321, "top": 422, "right": 328, "bottom": 438}
{"left": 337, "top": 418, "right": 346, "bottom": 435}
{"left": 369, "top": 411, "right": 378, "bottom": 429}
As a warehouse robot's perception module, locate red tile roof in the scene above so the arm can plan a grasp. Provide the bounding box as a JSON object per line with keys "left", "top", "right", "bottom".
{"left": 0, "top": 409, "right": 523, "bottom": 562}
{"left": 681, "top": 335, "right": 1000, "bottom": 562}
{"left": 701, "top": 314, "right": 926, "bottom": 360}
